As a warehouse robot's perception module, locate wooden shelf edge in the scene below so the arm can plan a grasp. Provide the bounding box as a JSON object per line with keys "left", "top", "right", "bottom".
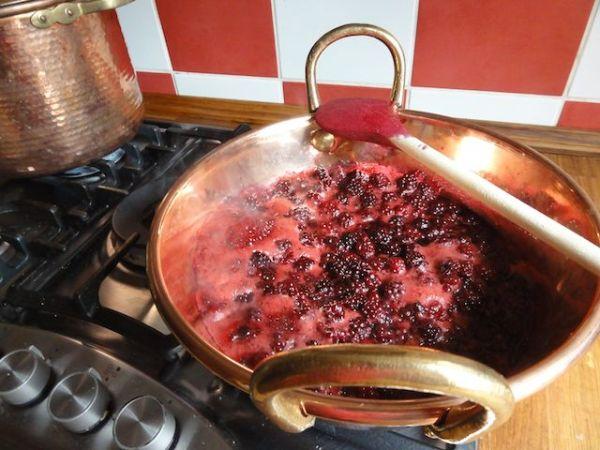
{"left": 143, "top": 93, "right": 600, "bottom": 156}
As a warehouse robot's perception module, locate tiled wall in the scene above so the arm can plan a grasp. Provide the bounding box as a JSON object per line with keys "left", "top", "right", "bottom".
{"left": 116, "top": 0, "right": 600, "bottom": 130}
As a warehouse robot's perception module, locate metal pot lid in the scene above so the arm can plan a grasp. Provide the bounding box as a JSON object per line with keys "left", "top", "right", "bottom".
{"left": 0, "top": 0, "right": 64, "bottom": 18}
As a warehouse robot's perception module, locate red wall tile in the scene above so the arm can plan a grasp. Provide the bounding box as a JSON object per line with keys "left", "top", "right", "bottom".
{"left": 283, "top": 82, "right": 396, "bottom": 107}
{"left": 155, "top": 0, "right": 277, "bottom": 77}
{"left": 136, "top": 72, "right": 176, "bottom": 95}
{"left": 103, "top": 10, "right": 134, "bottom": 74}
{"left": 558, "top": 101, "right": 600, "bottom": 130}
{"left": 413, "top": 0, "right": 594, "bottom": 95}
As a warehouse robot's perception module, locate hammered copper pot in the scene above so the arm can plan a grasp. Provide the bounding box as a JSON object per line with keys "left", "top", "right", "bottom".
{"left": 148, "top": 25, "right": 600, "bottom": 444}
{"left": 0, "top": 0, "right": 143, "bottom": 178}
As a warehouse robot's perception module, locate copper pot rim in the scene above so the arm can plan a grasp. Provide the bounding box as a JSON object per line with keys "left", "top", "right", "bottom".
{"left": 0, "top": 0, "right": 61, "bottom": 18}
{"left": 148, "top": 110, "right": 600, "bottom": 407}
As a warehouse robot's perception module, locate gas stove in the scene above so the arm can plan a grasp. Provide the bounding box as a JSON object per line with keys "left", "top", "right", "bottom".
{"left": 0, "top": 120, "right": 476, "bottom": 450}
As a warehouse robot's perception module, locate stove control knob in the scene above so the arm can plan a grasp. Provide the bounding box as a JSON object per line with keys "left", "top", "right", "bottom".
{"left": 48, "top": 368, "right": 110, "bottom": 433}
{"left": 114, "top": 396, "right": 177, "bottom": 450}
{"left": 0, "top": 345, "right": 51, "bottom": 406}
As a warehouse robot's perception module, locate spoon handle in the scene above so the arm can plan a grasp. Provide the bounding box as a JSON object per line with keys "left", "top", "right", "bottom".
{"left": 391, "top": 134, "right": 600, "bottom": 276}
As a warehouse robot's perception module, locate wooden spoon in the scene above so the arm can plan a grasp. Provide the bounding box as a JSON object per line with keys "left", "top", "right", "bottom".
{"left": 315, "top": 98, "right": 600, "bottom": 276}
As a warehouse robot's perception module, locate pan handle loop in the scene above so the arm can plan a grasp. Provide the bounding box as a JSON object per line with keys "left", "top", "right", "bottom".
{"left": 305, "top": 23, "right": 406, "bottom": 113}
{"left": 249, "top": 344, "right": 514, "bottom": 444}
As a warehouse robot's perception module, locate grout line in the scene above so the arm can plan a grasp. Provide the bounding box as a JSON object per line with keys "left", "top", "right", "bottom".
{"left": 280, "top": 77, "right": 394, "bottom": 88}
{"left": 172, "top": 71, "right": 283, "bottom": 83}
{"left": 562, "top": 96, "right": 600, "bottom": 103}
{"left": 269, "top": 0, "right": 285, "bottom": 103}
{"left": 562, "top": 0, "right": 599, "bottom": 97}
{"left": 409, "top": 86, "right": 564, "bottom": 101}
{"left": 406, "top": 0, "right": 420, "bottom": 87}
{"left": 411, "top": 86, "right": 599, "bottom": 104}
{"left": 404, "top": 85, "right": 411, "bottom": 109}
{"left": 553, "top": 99, "right": 566, "bottom": 127}
{"left": 270, "top": 0, "right": 283, "bottom": 79}
{"left": 150, "top": 0, "right": 177, "bottom": 94}
{"left": 134, "top": 67, "right": 172, "bottom": 74}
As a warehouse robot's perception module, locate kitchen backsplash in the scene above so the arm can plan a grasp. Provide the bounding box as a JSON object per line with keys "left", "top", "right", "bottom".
{"left": 115, "top": 0, "right": 600, "bottom": 130}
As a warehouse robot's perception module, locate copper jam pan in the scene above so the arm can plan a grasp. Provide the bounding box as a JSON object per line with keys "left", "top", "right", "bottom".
{"left": 148, "top": 25, "right": 600, "bottom": 444}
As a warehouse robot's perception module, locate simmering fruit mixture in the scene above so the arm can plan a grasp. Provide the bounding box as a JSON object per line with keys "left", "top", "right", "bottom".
{"left": 189, "top": 161, "right": 549, "bottom": 396}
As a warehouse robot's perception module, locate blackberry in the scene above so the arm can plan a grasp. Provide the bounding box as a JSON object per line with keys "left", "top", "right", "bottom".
{"left": 379, "top": 281, "right": 405, "bottom": 301}
{"left": 340, "top": 170, "right": 369, "bottom": 196}
{"left": 231, "top": 325, "right": 258, "bottom": 341}
{"left": 369, "top": 172, "right": 391, "bottom": 188}
{"left": 293, "top": 256, "right": 315, "bottom": 272}
{"left": 234, "top": 291, "right": 254, "bottom": 303}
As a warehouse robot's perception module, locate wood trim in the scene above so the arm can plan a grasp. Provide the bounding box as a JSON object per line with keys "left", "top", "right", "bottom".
{"left": 143, "top": 93, "right": 600, "bottom": 156}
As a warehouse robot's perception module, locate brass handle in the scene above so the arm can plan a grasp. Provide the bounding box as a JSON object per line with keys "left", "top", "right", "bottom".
{"left": 31, "top": 0, "right": 134, "bottom": 28}
{"left": 305, "top": 23, "right": 406, "bottom": 113}
{"left": 250, "top": 344, "right": 514, "bottom": 444}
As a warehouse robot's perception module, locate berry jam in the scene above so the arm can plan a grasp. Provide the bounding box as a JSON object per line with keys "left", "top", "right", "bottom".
{"left": 188, "top": 162, "right": 549, "bottom": 396}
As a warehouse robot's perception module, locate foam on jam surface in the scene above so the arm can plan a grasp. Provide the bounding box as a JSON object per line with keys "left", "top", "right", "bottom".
{"left": 186, "top": 162, "right": 548, "bottom": 389}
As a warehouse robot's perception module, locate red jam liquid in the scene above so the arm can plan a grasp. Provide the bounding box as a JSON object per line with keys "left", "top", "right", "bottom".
{"left": 188, "top": 162, "right": 548, "bottom": 397}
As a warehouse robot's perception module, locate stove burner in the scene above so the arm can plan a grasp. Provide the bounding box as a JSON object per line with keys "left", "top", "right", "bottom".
{"left": 0, "top": 240, "right": 19, "bottom": 270}
{"left": 0, "top": 241, "right": 11, "bottom": 257}
{"left": 111, "top": 177, "right": 176, "bottom": 268}
{"left": 0, "top": 203, "right": 61, "bottom": 243}
{"left": 59, "top": 166, "right": 104, "bottom": 183}
{"left": 102, "top": 147, "right": 126, "bottom": 164}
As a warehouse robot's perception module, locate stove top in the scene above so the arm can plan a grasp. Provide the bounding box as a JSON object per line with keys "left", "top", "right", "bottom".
{"left": 0, "top": 120, "right": 476, "bottom": 450}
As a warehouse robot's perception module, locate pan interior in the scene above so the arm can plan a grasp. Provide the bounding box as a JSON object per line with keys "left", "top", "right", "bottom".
{"left": 152, "top": 114, "right": 600, "bottom": 400}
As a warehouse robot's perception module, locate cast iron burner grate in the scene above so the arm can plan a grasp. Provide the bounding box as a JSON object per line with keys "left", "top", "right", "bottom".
{"left": 0, "top": 120, "right": 475, "bottom": 450}
{"left": 110, "top": 176, "right": 176, "bottom": 269}
{"left": 0, "top": 120, "right": 250, "bottom": 315}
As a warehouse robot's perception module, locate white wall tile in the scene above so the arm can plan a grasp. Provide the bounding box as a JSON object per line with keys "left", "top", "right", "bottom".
{"left": 274, "top": 0, "right": 418, "bottom": 86}
{"left": 116, "top": 0, "right": 171, "bottom": 72}
{"left": 174, "top": 73, "right": 284, "bottom": 103}
{"left": 569, "top": 6, "right": 600, "bottom": 100}
{"left": 408, "top": 88, "right": 563, "bottom": 126}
